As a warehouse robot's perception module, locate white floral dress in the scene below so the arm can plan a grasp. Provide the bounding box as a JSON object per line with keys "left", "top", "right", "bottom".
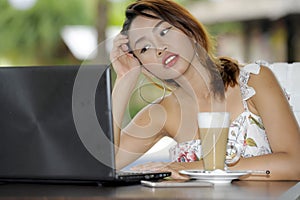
{"left": 169, "top": 63, "right": 272, "bottom": 162}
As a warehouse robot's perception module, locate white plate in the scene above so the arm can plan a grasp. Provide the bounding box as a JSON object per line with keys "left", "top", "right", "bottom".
{"left": 179, "top": 169, "right": 250, "bottom": 184}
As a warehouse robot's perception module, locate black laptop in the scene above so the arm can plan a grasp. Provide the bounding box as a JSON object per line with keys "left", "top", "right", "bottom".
{"left": 0, "top": 64, "right": 171, "bottom": 185}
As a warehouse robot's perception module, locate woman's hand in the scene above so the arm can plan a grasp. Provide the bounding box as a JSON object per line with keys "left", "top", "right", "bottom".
{"left": 110, "top": 33, "right": 140, "bottom": 78}
{"left": 131, "top": 162, "right": 190, "bottom": 180}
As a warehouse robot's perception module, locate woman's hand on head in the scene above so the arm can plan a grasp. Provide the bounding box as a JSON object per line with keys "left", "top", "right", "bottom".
{"left": 131, "top": 162, "right": 189, "bottom": 180}
{"left": 110, "top": 33, "right": 140, "bottom": 78}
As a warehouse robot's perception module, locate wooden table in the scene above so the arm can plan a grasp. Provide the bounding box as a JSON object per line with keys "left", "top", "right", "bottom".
{"left": 0, "top": 180, "right": 299, "bottom": 200}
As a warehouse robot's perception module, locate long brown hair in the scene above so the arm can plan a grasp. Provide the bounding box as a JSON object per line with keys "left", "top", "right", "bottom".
{"left": 121, "top": 0, "right": 240, "bottom": 99}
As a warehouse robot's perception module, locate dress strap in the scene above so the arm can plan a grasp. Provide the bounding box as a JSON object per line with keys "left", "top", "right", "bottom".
{"left": 239, "top": 62, "right": 262, "bottom": 111}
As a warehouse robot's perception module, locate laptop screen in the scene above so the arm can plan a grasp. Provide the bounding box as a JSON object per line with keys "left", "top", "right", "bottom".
{"left": 0, "top": 65, "right": 116, "bottom": 182}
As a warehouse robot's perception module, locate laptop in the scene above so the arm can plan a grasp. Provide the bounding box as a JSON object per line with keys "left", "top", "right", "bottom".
{"left": 0, "top": 64, "right": 171, "bottom": 185}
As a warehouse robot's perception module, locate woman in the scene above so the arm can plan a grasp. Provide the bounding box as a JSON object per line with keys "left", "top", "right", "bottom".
{"left": 110, "top": 0, "right": 300, "bottom": 180}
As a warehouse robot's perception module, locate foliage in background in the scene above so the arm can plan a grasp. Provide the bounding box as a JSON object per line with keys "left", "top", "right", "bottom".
{"left": 108, "top": 0, "right": 193, "bottom": 26}
{"left": 207, "top": 22, "right": 242, "bottom": 36}
{"left": 108, "top": 0, "right": 132, "bottom": 26}
{"left": 0, "top": 0, "right": 95, "bottom": 65}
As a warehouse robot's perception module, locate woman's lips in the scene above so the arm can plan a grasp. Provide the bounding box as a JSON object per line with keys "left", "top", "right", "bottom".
{"left": 163, "top": 54, "right": 179, "bottom": 68}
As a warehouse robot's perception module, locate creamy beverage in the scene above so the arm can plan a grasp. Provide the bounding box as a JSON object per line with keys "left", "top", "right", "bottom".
{"left": 198, "top": 112, "right": 230, "bottom": 171}
{"left": 200, "top": 127, "right": 229, "bottom": 170}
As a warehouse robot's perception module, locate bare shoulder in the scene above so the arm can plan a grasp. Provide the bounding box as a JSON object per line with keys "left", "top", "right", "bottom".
{"left": 247, "top": 65, "right": 289, "bottom": 116}
{"left": 249, "top": 65, "right": 276, "bottom": 83}
{"left": 248, "top": 65, "right": 281, "bottom": 93}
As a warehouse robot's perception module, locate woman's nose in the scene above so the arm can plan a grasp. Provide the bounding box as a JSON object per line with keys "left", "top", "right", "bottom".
{"left": 157, "top": 46, "right": 167, "bottom": 56}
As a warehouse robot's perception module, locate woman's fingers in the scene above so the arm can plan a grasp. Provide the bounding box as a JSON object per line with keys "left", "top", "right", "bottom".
{"left": 110, "top": 33, "right": 140, "bottom": 77}
{"left": 110, "top": 34, "right": 129, "bottom": 60}
{"left": 121, "top": 44, "right": 129, "bottom": 52}
{"left": 113, "top": 33, "right": 128, "bottom": 45}
{"left": 112, "top": 34, "right": 129, "bottom": 52}
{"left": 162, "top": 167, "right": 189, "bottom": 179}
{"left": 159, "top": 163, "right": 190, "bottom": 180}
{"left": 131, "top": 162, "right": 190, "bottom": 180}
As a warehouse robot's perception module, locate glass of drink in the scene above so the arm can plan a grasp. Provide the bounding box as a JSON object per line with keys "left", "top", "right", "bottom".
{"left": 198, "top": 112, "right": 230, "bottom": 171}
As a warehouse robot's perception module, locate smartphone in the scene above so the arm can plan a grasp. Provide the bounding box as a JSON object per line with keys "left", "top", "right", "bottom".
{"left": 141, "top": 179, "right": 213, "bottom": 188}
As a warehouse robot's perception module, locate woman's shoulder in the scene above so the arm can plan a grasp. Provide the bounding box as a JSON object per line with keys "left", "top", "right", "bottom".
{"left": 238, "top": 62, "right": 282, "bottom": 104}
{"left": 238, "top": 61, "right": 277, "bottom": 86}
{"left": 247, "top": 64, "right": 285, "bottom": 110}
{"left": 248, "top": 65, "right": 278, "bottom": 89}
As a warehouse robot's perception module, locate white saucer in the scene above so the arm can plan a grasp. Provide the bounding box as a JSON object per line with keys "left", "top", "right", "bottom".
{"left": 179, "top": 169, "right": 250, "bottom": 184}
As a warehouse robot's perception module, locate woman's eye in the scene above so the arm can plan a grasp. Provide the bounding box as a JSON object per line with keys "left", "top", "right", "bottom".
{"left": 160, "top": 27, "right": 172, "bottom": 36}
{"left": 140, "top": 44, "right": 151, "bottom": 53}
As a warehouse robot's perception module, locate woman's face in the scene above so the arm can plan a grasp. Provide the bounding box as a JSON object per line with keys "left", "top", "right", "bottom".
{"left": 128, "top": 14, "right": 195, "bottom": 80}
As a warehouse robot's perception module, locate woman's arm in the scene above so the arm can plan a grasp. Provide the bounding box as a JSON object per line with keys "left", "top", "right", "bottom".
{"left": 112, "top": 69, "right": 140, "bottom": 148}
{"left": 110, "top": 34, "right": 170, "bottom": 170}
{"left": 229, "top": 66, "right": 300, "bottom": 180}
{"left": 115, "top": 103, "right": 169, "bottom": 169}
{"left": 110, "top": 33, "right": 141, "bottom": 151}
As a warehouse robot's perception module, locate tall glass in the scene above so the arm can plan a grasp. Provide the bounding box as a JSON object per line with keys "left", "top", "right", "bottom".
{"left": 198, "top": 112, "right": 230, "bottom": 171}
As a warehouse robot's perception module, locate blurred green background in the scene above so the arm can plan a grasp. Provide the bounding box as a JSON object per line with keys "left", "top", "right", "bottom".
{"left": 0, "top": 0, "right": 128, "bottom": 65}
